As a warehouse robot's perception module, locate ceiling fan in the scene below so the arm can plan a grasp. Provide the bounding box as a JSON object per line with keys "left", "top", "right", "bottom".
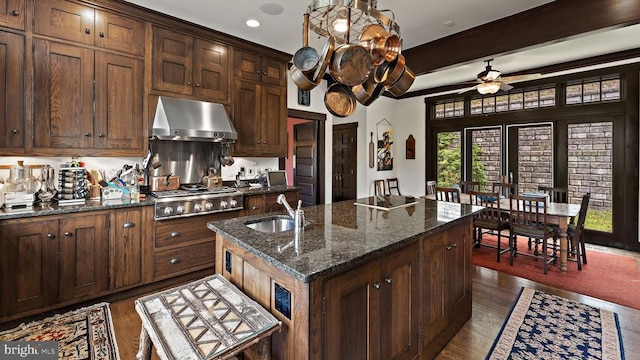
{"left": 458, "top": 59, "right": 542, "bottom": 94}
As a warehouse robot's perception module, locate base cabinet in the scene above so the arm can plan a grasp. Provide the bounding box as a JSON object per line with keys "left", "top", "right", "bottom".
{"left": 243, "top": 190, "right": 299, "bottom": 216}
{"left": 112, "top": 207, "right": 147, "bottom": 291}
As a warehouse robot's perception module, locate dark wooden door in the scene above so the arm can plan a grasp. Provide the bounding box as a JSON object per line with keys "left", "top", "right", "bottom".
{"left": 332, "top": 123, "right": 358, "bottom": 202}
{"left": 294, "top": 121, "right": 318, "bottom": 206}
{"left": 59, "top": 214, "right": 110, "bottom": 302}
{"left": 232, "top": 79, "right": 260, "bottom": 154}
{"left": 94, "top": 51, "right": 144, "bottom": 151}
{"left": 152, "top": 27, "right": 193, "bottom": 94}
{"left": 323, "top": 261, "right": 380, "bottom": 360}
{"left": 260, "top": 84, "right": 286, "bottom": 155}
{"left": 113, "top": 208, "right": 144, "bottom": 290}
{"left": 0, "top": 0, "right": 24, "bottom": 30}
{"left": 34, "top": 0, "right": 94, "bottom": 45}
{"left": 380, "top": 243, "right": 420, "bottom": 360}
{"left": 0, "top": 219, "right": 59, "bottom": 317}
{"left": 33, "top": 39, "right": 94, "bottom": 149}
{"left": 0, "top": 31, "right": 24, "bottom": 152}
{"left": 193, "top": 38, "right": 229, "bottom": 101}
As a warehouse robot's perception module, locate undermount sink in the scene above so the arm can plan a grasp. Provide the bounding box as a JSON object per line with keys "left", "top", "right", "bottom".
{"left": 245, "top": 215, "right": 297, "bottom": 233}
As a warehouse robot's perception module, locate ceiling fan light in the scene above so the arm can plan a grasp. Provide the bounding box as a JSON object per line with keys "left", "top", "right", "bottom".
{"left": 477, "top": 82, "right": 501, "bottom": 94}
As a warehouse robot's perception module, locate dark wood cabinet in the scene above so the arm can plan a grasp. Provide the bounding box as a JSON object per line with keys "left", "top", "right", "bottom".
{"left": 33, "top": 39, "right": 144, "bottom": 154}
{"left": 234, "top": 49, "right": 286, "bottom": 86}
{"left": 232, "top": 79, "right": 286, "bottom": 156}
{"left": 58, "top": 214, "right": 110, "bottom": 302}
{"left": 322, "top": 242, "right": 419, "bottom": 360}
{"left": 152, "top": 26, "right": 230, "bottom": 102}
{"left": 243, "top": 190, "right": 299, "bottom": 216}
{"left": 34, "top": 0, "right": 145, "bottom": 56}
{"left": 112, "top": 208, "right": 145, "bottom": 291}
{"left": 0, "top": 31, "right": 24, "bottom": 153}
{"left": 420, "top": 221, "right": 472, "bottom": 359}
{"left": 0, "top": 0, "right": 24, "bottom": 30}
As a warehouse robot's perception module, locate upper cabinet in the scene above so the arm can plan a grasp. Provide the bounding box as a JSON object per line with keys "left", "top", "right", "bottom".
{"left": 234, "top": 49, "right": 287, "bottom": 86}
{"left": 0, "top": 31, "right": 24, "bottom": 154}
{"left": 152, "top": 26, "right": 230, "bottom": 102}
{"left": 34, "top": 0, "right": 145, "bottom": 56}
{"left": 0, "top": 0, "right": 24, "bottom": 30}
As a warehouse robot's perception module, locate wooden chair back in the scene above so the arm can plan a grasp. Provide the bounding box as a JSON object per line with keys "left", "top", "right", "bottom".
{"left": 537, "top": 186, "right": 568, "bottom": 203}
{"left": 387, "top": 178, "right": 401, "bottom": 195}
{"left": 493, "top": 182, "right": 518, "bottom": 198}
{"left": 469, "top": 190, "right": 502, "bottom": 222}
{"left": 460, "top": 180, "right": 482, "bottom": 193}
{"left": 508, "top": 194, "right": 549, "bottom": 237}
{"left": 435, "top": 187, "right": 460, "bottom": 203}
{"left": 425, "top": 180, "right": 437, "bottom": 195}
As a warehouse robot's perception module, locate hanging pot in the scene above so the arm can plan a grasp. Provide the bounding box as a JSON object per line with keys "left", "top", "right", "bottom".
{"left": 385, "top": 65, "right": 416, "bottom": 97}
{"left": 358, "top": 24, "right": 401, "bottom": 66}
{"left": 313, "top": 36, "right": 336, "bottom": 84}
{"left": 324, "top": 83, "right": 357, "bottom": 117}
{"left": 329, "top": 44, "right": 372, "bottom": 86}
{"left": 374, "top": 54, "right": 406, "bottom": 86}
{"left": 291, "top": 65, "right": 318, "bottom": 90}
{"left": 292, "top": 13, "right": 320, "bottom": 78}
{"left": 352, "top": 74, "right": 384, "bottom": 106}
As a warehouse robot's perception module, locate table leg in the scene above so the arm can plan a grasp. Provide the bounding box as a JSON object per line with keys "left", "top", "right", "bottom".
{"left": 558, "top": 217, "right": 568, "bottom": 273}
{"left": 136, "top": 326, "right": 152, "bottom": 360}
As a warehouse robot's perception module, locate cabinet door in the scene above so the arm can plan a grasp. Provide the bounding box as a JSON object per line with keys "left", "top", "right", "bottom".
{"left": 94, "top": 9, "right": 145, "bottom": 56}
{"left": 34, "top": 0, "right": 94, "bottom": 45}
{"left": 112, "top": 208, "right": 144, "bottom": 290}
{"left": 261, "top": 56, "right": 287, "bottom": 86}
{"left": 0, "top": 220, "right": 59, "bottom": 317}
{"left": 234, "top": 50, "right": 261, "bottom": 82}
{"left": 152, "top": 27, "right": 194, "bottom": 94}
{"left": 58, "top": 214, "right": 110, "bottom": 302}
{"left": 0, "top": 0, "right": 24, "bottom": 30}
{"left": 420, "top": 231, "right": 448, "bottom": 346}
{"left": 232, "top": 79, "right": 260, "bottom": 154}
{"left": 194, "top": 38, "right": 229, "bottom": 101}
{"left": 244, "top": 194, "right": 265, "bottom": 216}
{"left": 379, "top": 243, "right": 419, "bottom": 360}
{"left": 260, "top": 84, "right": 287, "bottom": 156}
{"left": 94, "top": 51, "right": 144, "bottom": 151}
{"left": 444, "top": 223, "right": 471, "bottom": 318}
{"left": 33, "top": 39, "right": 94, "bottom": 149}
{"left": 323, "top": 261, "right": 380, "bottom": 360}
{"left": 0, "top": 31, "right": 24, "bottom": 152}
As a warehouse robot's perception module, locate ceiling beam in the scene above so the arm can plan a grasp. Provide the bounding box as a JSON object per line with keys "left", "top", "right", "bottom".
{"left": 403, "top": 0, "right": 640, "bottom": 76}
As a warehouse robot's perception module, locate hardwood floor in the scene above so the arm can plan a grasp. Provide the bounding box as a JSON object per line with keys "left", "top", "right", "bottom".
{"left": 107, "top": 260, "right": 640, "bottom": 359}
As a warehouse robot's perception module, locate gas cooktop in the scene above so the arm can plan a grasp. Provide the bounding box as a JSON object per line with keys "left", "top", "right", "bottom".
{"left": 150, "top": 185, "right": 238, "bottom": 199}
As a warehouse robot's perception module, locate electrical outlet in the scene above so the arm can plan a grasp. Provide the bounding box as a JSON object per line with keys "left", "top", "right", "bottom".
{"left": 248, "top": 168, "right": 254, "bottom": 175}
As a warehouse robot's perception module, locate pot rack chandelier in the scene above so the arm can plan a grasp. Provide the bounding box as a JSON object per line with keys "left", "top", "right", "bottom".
{"left": 291, "top": 0, "right": 415, "bottom": 117}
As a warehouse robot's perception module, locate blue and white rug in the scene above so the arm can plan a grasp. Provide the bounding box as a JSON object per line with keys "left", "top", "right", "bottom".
{"left": 487, "top": 287, "right": 625, "bottom": 360}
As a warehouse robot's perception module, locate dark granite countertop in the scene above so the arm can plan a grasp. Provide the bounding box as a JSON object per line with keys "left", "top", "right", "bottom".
{"left": 235, "top": 185, "right": 300, "bottom": 196}
{"left": 0, "top": 198, "right": 154, "bottom": 220}
{"left": 208, "top": 196, "right": 483, "bottom": 283}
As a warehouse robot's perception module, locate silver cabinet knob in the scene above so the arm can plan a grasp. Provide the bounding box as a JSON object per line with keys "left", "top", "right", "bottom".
{"left": 170, "top": 258, "right": 181, "bottom": 264}
{"left": 373, "top": 282, "right": 381, "bottom": 290}
{"left": 47, "top": 233, "right": 55, "bottom": 239}
{"left": 385, "top": 277, "right": 392, "bottom": 284}
{"left": 64, "top": 232, "right": 72, "bottom": 237}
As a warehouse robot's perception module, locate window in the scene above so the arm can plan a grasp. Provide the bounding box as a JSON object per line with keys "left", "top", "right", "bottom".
{"left": 565, "top": 76, "right": 620, "bottom": 105}
{"left": 437, "top": 131, "right": 462, "bottom": 186}
{"left": 434, "top": 99, "right": 464, "bottom": 119}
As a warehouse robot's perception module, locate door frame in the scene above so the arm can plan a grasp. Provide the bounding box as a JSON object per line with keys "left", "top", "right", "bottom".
{"left": 287, "top": 109, "right": 326, "bottom": 204}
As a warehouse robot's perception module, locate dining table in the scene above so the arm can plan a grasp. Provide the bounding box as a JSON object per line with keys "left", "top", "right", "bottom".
{"left": 423, "top": 193, "right": 582, "bottom": 273}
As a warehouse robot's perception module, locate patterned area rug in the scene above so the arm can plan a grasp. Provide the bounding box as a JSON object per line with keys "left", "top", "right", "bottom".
{"left": 0, "top": 303, "right": 120, "bottom": 359}
{"left": 487, "top": 288, "right": 625, "bottom": 360}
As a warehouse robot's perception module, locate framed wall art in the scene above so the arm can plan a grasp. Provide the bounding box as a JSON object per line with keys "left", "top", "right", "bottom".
{"left": 376, "top": 119, "right": 393, "bottom": 171}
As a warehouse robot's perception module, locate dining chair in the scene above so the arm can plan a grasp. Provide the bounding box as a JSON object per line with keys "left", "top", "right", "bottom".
{"left": 425, "top": 180, "right": 437, "bottom": 195}
{"left": 492, "top": 182, "right": 518, "bottom": 197}
{"left": 469, "top": 190, "right": 511, "bottom": 262}
{"left": 508, "top": 194, "right": 557, "bottom": 274}
{"left": 387, "top": 178, "right": 401, "bottom": 195}
{"left": 435, "top": 186, "right": 460, "bottom": 203}
{"left": 566, "top": 193, "right": 591, "bottom": 270}
{"left": 460, "top": 180, "right": 482, "bottom": 193}
{"left": 374, "top": 179, "right": 386, "bottom": 196}
{"left": 538, "top": 185, "right": 568, "bottom": 203}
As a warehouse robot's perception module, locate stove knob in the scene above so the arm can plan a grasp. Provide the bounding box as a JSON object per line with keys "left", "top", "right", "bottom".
{"left": 205, "top": 202, "right": 214, "bottom": 211}
{"left": 229, "top": 199, "right": 238, "bottom": 208}
{"left": 194, "top": 204, "right": 202, "bottom": 213}
{"left": 163, "top": 207, "right": 173, "bottom": 216}
{"left": 220, "top": 200, "right": 228, "bottom": 209}
{"left": 176, "top": 206, "right": 184, "bottom": 215}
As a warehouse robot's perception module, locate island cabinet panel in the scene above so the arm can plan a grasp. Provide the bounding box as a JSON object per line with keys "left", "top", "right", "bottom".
{"left": 322, "top": 242, "right": 419, "bottom": 360}
{"left": 420, "top": 221, "right": 472, "bottom": 359}
{"left": 0, "top": 31, "right": 24, "bottom": 153}
{"left": 0, "top": 0, "right": 25, "bottom": 30}
{"left": 58, "top": 213, "right": 110, "bottom": 302}
{"left": 243, "top": 190, "right": 299, "bottom": 216}
{"left": 34, "top": 0, "right": 145, "bottom": 56}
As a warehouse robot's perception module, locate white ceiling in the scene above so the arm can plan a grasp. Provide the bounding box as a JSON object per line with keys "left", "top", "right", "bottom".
{"left": 125, "top": 0, "right": 640, "bottom": 93}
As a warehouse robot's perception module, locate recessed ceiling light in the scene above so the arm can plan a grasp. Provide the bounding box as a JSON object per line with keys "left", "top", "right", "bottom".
{"left": 259, "top": 2, "right": 284, "bottom": 15}
{"left": 444, "top": 20, "right": 456, "bottom": 27}
{"left": 246, "top": 19, "right": 260, "bottom": 28}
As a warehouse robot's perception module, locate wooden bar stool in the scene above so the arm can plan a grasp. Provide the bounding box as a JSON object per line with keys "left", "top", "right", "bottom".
{"left": 135, "top": 274, "right": 281, "bottom": 360}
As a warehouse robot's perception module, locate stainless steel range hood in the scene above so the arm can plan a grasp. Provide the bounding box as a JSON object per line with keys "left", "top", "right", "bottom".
{"left": 152, "top": 96, "right": 237, "bottom": 142}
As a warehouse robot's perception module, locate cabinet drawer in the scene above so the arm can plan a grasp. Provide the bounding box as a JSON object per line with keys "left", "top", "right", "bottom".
{"left": 155, "top": 216, "right": 212, "bottom": 248}
{"left": 153, "top": 242, "right": 214, "bottom": 279}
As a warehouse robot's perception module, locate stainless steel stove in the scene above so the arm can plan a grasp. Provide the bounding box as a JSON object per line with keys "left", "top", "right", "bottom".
{"left": 151, "top": 185, "right": 243, "bottom": 220}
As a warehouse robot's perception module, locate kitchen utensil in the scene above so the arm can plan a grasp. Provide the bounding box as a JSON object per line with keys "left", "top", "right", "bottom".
{"left": 385, "top": 65, "right": 415, "bottom": 96}
{"left": 374, "top": 54, "right": 405, "bottom": 86}
{"left": 369, "top": 132, "right": 375, "bottom": 168}
{"left": 313, "top": 36, "right": 335, "bottom": 84}
{"left": 290, "top": 65, "right": 318, "bottom": 91}
{"left": 358, "top": 24, "right": 400, "bottom": 66}
{"left": 329, "top": 44, "right": 373, "bottom": 86}
{"left": 324, "top": 83, "right": 357, "bottom": 117}
{"left": 352, "top": 74, "right": 384, "bottom": 106}
{"left": 292, "top": 14, "right": 319, "bottom": 77}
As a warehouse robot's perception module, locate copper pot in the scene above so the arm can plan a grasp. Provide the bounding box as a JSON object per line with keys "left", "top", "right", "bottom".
{"left": 291, "top": 65, "right": 318, "bottom": 91}
{"left": 329, "top": 44, "right": 372, "bottom": 87}
{"left": 374, "top": 54, "right": 406, "bottom": 86}
{"left": 385, "top": 66, "right": 416, "bottom": 97}
{"left": 292, "top": 13, "right": 319, "bottom": 77}
{"left": 352, "top": 75, "right": 384, "bottom": 106}
{"left": 359, "top": 24, "right": 401, "bottom": 66}
{"left": 324, "top": 83, "right": 357, "bottom": 117}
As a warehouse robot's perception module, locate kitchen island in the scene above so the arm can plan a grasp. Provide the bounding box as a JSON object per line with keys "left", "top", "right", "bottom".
{"left": 208, "top": 196, "right": 483, "bottom": 360}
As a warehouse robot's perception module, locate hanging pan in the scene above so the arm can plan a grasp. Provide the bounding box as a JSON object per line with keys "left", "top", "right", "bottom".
{"left": 313, "top": 36, "right": 335, "bottom": 84}
{"left": 324, "top": 83, "right": 357, "bottom": 117}
{"left": 329, "top": 44, "right": 372, "bottom": 86}
{"left": 292, "top": 13, "right": 319, "bottom": 78}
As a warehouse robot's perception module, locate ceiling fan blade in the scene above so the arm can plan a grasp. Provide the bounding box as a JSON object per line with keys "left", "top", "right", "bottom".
{"left": 486, "top": 70, "right": 501, "bottom": 81}
{"left": 500, "top": 73, "right": 542, "bottom": 83}
{"left": 499, "top": 82, "right": 513, "bottom": 92}
{"left": 457, "top": 85, "right": 478, "bottom": 94}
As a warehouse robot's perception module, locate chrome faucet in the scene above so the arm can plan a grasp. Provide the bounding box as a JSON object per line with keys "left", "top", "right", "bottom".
{"left": 277, "top": 194, "right": 296, "bottom": 219}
